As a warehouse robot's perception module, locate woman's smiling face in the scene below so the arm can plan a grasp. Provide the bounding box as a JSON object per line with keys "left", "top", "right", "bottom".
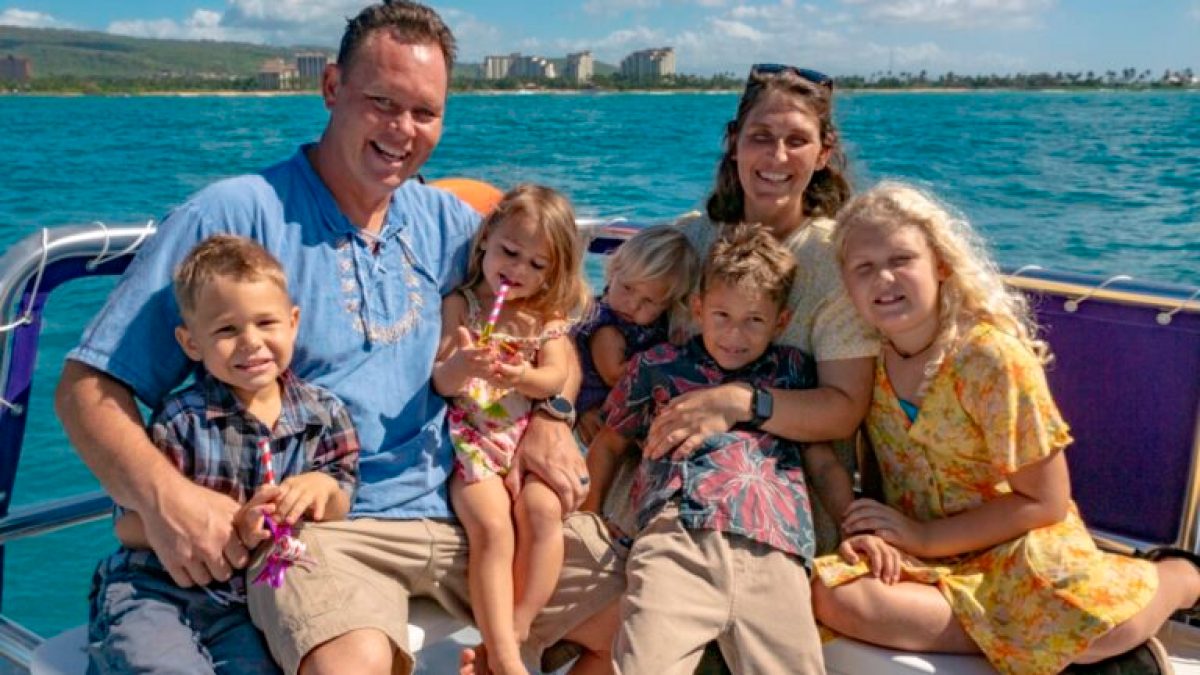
{"left": 734, "top": 91, "right": 830, "bottom": 232}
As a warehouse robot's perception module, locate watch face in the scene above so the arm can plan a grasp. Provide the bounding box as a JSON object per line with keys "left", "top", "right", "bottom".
{"left": 755, "top": 389, "right": 772, "bottom": 419}
{"left": 549, "top": 396, "right": 574, "bottom": 414}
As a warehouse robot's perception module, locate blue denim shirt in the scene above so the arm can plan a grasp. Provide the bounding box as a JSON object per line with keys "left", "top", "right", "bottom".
{"left": 69, "top": 145, "right": 479, "bottom": 519}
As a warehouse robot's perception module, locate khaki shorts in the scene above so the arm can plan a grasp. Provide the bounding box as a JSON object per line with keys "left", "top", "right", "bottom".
{"left": 613, "top": 507, "right": 824, "bottom": 675}
{"left": 247, "top": 512, "right": 624, "bottom": 675}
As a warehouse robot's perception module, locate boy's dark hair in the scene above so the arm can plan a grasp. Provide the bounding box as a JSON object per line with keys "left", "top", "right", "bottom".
{"left": 174, "top": 235, "right": 290, "bottom": 316}
{"left": 338, "top": 1, "right": 457, "bottom": 75}
{"left": 701, "top": 223, "right": 796, "bottom": 309}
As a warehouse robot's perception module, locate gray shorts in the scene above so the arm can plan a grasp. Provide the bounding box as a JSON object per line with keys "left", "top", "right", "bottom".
{"left": 87, "top": 548, "right": 280, "bottom": 675}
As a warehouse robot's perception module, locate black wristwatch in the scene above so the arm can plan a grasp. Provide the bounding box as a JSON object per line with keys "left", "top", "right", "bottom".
{"left": 536, "top": 395, "right": 577, "bottom": 427}
{"left": 749, "top": 387, "right": 774, "bottom": 428}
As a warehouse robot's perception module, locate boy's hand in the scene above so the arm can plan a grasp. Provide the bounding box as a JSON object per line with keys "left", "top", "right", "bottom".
{"left": 838, "top": 534, "right": 905, "bottom": 585}
{"left": 276, "top": 472, "right": 340, "bottom": 524}
{"left": 235, "top": 485, "right": 281, "bottom": 551}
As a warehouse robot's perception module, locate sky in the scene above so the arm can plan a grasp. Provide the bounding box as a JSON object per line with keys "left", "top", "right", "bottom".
{"left": 1, "top": 0, "right": 1198, "bottom": 77}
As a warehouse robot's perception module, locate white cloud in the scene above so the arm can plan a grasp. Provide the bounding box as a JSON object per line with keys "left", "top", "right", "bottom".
{"left": 840, "top": 0, "right": 1055, "bottom": 28}
{"left": 710, "top": 18, "right": 767, "bottom": 41}
{"left": 0, "top": 8, "right": 71, "bottom": 28}
{"left": 101, "top": 2, "right": 502, "bottom": 57}
{"left": 107, "top": 9, "right": 263, "bottom": 42}
{"left": 438, "top": 8, "right": 505, "bottom": 60}
{"left": 583, "top": 0, "right": 661, "bottom": 15}
{"left": 592, "top": 25, "right": 669, "bottom": 50}
{"left": 220, "top": 0, "right": 361, "bottom": 28}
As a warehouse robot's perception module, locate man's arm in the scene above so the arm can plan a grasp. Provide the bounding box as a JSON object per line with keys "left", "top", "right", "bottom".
{"left": 55, "top": 361, "right": 247, "bottom": 586}
{"left": 513, "top": 341, "right": 588, "bottom": 512}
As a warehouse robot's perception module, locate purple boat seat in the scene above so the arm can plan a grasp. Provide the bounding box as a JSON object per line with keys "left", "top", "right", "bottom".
{"left": 1014, "top": 272, "right": 1200, "bottom": 550}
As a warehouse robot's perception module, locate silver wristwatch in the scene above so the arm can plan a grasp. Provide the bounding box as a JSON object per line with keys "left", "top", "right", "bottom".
{"left": 536, "top": 395, "right": 577, "bottom": 427}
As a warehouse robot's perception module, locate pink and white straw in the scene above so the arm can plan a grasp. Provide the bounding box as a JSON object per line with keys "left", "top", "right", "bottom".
{"left": 478, "top": 282, "right": 510, "bottom": 345}
{"left": 258, "top": 438, "right": 275, "bottom": 486}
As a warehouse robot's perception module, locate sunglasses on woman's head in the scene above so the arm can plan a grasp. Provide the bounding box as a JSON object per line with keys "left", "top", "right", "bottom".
{"left": 748, "top": 63, "right": 834, "bottom": 89}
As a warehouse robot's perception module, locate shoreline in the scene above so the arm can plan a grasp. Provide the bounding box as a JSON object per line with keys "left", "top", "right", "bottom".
{"left": 3, "top": 86, "right": 1196, "bottom": 97}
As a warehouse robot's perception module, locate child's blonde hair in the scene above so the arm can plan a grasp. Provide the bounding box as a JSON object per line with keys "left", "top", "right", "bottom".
{"left": 174, "top": 235, "right": 290, "bottom": 317}
{"left": 834, "top": 181, "right": 1047, "bottom": 370}
{"left": 461, "top": 184, "right": 590, "bottom": 320}
{"left": 607, "top": 225, "right": 699, "bottom": 328}
{"left": 702, "top": 223, "right": 796, "bottom": 309}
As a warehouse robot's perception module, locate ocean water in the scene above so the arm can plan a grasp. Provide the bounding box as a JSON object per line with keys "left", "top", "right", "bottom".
{"left": 0, "top": 90, "right": 1198, "bottom": 636}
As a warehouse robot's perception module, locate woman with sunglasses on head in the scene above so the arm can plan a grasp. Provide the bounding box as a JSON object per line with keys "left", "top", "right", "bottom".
{"left": 645, "top": 63, "right": 876, "bottom": 519}
{"left": 573, "top": 64, "right": 876, "bottom": 675}
{"left": 625, "top": 65, "right": 876, "bottom": 548}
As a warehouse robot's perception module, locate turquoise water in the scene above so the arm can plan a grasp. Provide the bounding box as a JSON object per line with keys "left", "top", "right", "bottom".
{"left": 0, "top": 91, "right": 1198, "bottom": 635}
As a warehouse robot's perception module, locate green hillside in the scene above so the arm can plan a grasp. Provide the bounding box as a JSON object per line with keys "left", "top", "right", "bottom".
{"left": 0, "top": 25, "right": 309, "bottom": 79}
{"left": 0, "top": 25, "right": 614, "bottom": 81}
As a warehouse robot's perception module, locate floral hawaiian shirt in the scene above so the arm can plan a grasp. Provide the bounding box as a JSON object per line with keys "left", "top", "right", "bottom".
{"left": 602, "top": 338, "right": 819, "bottom": 560}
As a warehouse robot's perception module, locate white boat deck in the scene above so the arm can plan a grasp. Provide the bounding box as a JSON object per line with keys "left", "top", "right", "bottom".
{"left": 31, "top": 618, "right": 1200, "bottom": 674}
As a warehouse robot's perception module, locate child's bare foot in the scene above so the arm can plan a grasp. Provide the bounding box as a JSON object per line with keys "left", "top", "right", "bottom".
{"left": 459, "top": 643, "right": 486, "bottom": 675}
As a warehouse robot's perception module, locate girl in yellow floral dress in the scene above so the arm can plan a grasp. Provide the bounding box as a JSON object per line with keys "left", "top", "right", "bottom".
{"left": 811, "top": 181, "right": 1200, "bottom": 675}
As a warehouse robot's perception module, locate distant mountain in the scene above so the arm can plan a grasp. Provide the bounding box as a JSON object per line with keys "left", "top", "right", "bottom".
{"left": 0, "top": 25, "right": 617, "bottom": 82}
{"left": 0, "top": 25, "right": 316, "bottom": 80}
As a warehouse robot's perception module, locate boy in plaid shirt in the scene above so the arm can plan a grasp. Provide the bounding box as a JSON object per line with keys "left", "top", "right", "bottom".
{"left": 87, "top": 235, "right": 359, "bottom": 674}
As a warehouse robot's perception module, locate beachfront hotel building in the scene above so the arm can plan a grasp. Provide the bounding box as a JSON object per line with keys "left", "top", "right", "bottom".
{"left": 0, "top": 55, "right": 32, "bottom": 83}
{"left": 295, "top": 52, "right": 329, "bottom": 82}
{"left": 483, "top": 53, "right": 557, "bottom": 80}
{"left": 620, "top": 48, "right": 675, "bottom": 80}
{"left": 563, "top": 51, "right": 594, "bottom": 84}
{"left": 483, "top": 53, "right": 515, "bottom": 79}
{"left": 257, "top": 58, "right": 298, "bottom": 90}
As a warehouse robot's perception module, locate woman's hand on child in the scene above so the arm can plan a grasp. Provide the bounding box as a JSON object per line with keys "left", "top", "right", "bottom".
{"left": 841, "top": 498, "right": 930, "bottom": 557}
{"left": 838, "top": 534, "right": 906, "bottom": 585}
{"left": 276, "top": 473, "right": 340, "bottom": 524}
{"left": 644, "top": 384, "right": 747, "bottom": 461}
{"left": 235, "top": 485, "right": 281, "bottom": 551}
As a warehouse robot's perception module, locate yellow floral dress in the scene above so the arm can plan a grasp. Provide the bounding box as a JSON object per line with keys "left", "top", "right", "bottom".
{"left": 813, "top": 323, "right": 1158, "bottom": 675}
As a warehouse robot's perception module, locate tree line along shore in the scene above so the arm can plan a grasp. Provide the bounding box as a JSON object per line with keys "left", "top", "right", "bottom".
{"left": 5, "top": 69, "right": 1200, "bottom": 95}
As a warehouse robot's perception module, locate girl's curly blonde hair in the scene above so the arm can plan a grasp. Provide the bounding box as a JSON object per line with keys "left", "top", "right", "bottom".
{"left": 834, "top": 181, "right": 1048, "bottom": 377}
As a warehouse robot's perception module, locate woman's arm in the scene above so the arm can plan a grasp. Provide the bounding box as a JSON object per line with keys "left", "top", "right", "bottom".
{"left": 645, "top": 355, "right": 874, "bottom": 459}
{"left": 589, "top": 326, "right": 629, "bottom": 387}
{"left": 842, "top": 451, "right": 1071, "bottom": 559}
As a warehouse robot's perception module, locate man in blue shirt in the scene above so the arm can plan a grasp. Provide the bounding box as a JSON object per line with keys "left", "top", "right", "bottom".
{"left": 56, "top": 2, "right": 621, "bottom": 673}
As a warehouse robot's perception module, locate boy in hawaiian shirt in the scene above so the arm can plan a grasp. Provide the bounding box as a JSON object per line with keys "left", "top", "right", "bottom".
{"left": 583, "top": 223, "right": 840, "bottom": 674}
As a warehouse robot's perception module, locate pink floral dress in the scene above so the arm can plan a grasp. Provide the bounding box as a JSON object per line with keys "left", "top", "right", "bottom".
{"left": 448, "top": 288, "right": 566, "bottom": 484}
{"left": 813, "top": 323, "right": 1157, "bottom": 675}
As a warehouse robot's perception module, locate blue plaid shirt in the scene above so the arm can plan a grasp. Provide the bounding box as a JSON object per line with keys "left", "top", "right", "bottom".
{"left": 147, "top": 370, "right": 359, "bottom": 503}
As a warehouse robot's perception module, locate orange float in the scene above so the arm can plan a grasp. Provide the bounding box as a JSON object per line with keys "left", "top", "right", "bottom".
{"left": 430, "top": 177, "right": 504, "bottom": 216}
